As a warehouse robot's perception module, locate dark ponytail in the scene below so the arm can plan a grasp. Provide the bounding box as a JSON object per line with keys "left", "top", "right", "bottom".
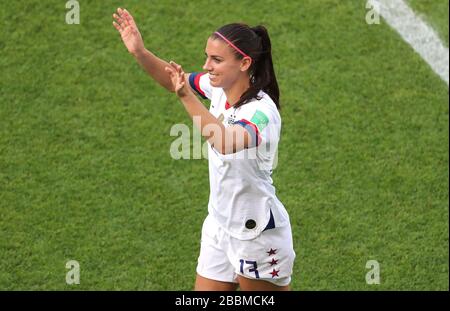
{"left": 211, "top": 23, "right": 280, "bottom": 110}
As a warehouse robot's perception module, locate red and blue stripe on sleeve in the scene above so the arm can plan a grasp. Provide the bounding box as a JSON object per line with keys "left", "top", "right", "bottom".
{"left": 188, "top": 72, "right": 208, "bottom": 99}
{"left": 234, "top": 119, "right": 262, "bottom": 148}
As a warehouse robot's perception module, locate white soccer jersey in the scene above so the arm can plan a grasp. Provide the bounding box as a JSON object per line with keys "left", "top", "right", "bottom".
{"left": 189, "top": 72, "right": 290, "bottom": 240}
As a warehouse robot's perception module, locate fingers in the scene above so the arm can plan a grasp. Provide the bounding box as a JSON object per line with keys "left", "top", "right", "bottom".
{"left": 165, "top": 66, "right": 177, "bottom": 80}
{"left": 167, "top": 61, "right": 185, "bottom": 75}
{"left": 112, "top": 13, "right": 123, "bottom": 24}
{"left": 169, "top": 61, "right": 181, "bottom": 71}
{"left": 113, "top": 8, "right": 130, "bottom": 32}
{"left": 166, "top": 62, "right": 187, "bottom": 92}
{"left": 165, "top": 66, "right": 174, "bottom": 74}
{"left": 117, "top": 8, "right": 134, "bottom": 26}
{"left": 165, "top": 65, "right": 183, "bottom": 78}
{"left": 123, "top": 9, "right": 137, "bottom": 28}
{"left": 112, "top": 21, "right": 122, "bottom": 33}
{"left": 169, "top": 61, "right": 185, "bottom": 77}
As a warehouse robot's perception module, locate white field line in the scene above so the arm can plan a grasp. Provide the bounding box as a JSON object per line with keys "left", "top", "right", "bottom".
{"left": 369, "top": 0, "right": 449, "bottom": 86}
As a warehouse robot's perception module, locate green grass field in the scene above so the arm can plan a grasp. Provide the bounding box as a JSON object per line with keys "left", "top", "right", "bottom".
{"left": 0, "top": 0, "right": 448, "bottom": 290}
{"left": 408, "top": 0, "right": 449, "bottom": 44}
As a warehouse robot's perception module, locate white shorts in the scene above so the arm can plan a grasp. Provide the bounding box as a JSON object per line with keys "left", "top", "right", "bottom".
{"left": 196, "top": 214, "right": 296, "bottom": 287}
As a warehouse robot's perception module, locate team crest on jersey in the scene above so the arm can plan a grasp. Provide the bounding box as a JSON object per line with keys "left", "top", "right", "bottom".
{"left": 226, "top": 114, "right": 236, "bottom": 125}
{"left": 217, "top": 112, "right": 236, "bottom": 125}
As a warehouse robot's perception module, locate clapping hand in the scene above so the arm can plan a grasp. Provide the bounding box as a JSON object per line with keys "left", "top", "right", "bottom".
{"left": 165, "top": 61, "right": 190, "bottom": 98}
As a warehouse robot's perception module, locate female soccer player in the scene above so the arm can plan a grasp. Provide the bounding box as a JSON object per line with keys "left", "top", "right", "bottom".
{"left": 113, "top": 7, "right": 295, "bottom": 291}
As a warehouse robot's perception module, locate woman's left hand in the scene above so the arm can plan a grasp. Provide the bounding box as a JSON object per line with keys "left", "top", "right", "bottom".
{"left": 165, "top": 61, "right": 190, "bottom": 98}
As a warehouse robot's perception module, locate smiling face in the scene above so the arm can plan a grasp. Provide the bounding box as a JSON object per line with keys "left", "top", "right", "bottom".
{"left": 203, "top": 37, "right": 252, "bottom": 89}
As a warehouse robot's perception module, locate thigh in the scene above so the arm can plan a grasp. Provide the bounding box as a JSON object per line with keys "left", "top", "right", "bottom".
{"left": 237, "top": 275, "right": 290, "bottom": 291}
{"left": 196, "top": 215, "right": 239, "bottom": 287}
{"left": 195, "top": 274, "right": 239, "bottom": 291}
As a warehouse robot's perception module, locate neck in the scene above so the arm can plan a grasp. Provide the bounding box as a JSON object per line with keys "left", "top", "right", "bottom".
{"left": 223, "top": 75, "right": 250, "bottom": 106}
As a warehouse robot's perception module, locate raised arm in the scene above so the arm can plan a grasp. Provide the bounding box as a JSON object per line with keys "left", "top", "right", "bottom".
{"left": 112, "top": 8, "right": 192, "bottom": 93}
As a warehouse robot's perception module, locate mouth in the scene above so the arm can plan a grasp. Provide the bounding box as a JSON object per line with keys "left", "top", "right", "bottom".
{"left": 209, "top": 73, "right": 219, "bottom": 79}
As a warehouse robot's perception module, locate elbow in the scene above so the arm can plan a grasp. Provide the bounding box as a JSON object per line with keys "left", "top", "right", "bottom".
{"left": 212, "top": 129, "right": 238, "bottom": 155}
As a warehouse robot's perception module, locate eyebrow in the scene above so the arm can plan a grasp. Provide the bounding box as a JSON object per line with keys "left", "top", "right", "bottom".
{"left": 205, "top": 52, "right": 224, "bottom": 59}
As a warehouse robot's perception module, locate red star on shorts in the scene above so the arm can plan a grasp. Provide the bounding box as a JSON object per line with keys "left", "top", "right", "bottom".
{"left": 269, "top": 258, "right": 279, "bottom": 266}
{"left": 270, "top": 269, "right": 280, "bottom": 278}
{"left": 267, "top": 248, "right": 277, "bottom": 256}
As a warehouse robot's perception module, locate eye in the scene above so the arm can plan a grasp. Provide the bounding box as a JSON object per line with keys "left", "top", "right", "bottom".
{"left": 205, "top": 54, "right": 222, "bottom": 63}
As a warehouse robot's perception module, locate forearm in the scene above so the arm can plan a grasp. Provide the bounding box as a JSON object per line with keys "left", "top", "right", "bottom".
{"left": 133, "top": 48, "right": 174, "bottom": 92}
{"left": 179, "top": 92, "right": 227, "bottom": 151}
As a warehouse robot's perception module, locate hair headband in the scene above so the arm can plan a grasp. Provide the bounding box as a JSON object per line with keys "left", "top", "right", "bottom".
{"left": 214, "top": 31, "right": 252, "bottom": 61}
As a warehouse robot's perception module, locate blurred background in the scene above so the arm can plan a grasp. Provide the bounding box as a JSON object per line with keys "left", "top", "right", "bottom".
{"left": 0, "top": 0, "right": 448, "bottom": 290}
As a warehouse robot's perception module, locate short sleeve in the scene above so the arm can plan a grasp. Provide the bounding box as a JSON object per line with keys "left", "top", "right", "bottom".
{"left": 189, "top": 72, "right": 213, "bottom": 100}
{"left": 233, "top": 102, "right": 280, "bottom": 150}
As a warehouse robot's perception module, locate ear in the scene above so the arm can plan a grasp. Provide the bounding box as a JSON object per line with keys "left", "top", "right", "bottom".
{"left": 240, "top": 57, "right": 252, "bottom": 72}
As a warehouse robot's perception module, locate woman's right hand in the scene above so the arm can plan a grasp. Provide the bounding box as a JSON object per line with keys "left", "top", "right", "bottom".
{"left": 113, "top": 8, "right": 145, "bottom": 56}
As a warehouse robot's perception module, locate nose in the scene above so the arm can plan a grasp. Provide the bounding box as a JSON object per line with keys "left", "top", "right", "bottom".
{"left": 203, "top": 59, "right": 213, "bottom": 71}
